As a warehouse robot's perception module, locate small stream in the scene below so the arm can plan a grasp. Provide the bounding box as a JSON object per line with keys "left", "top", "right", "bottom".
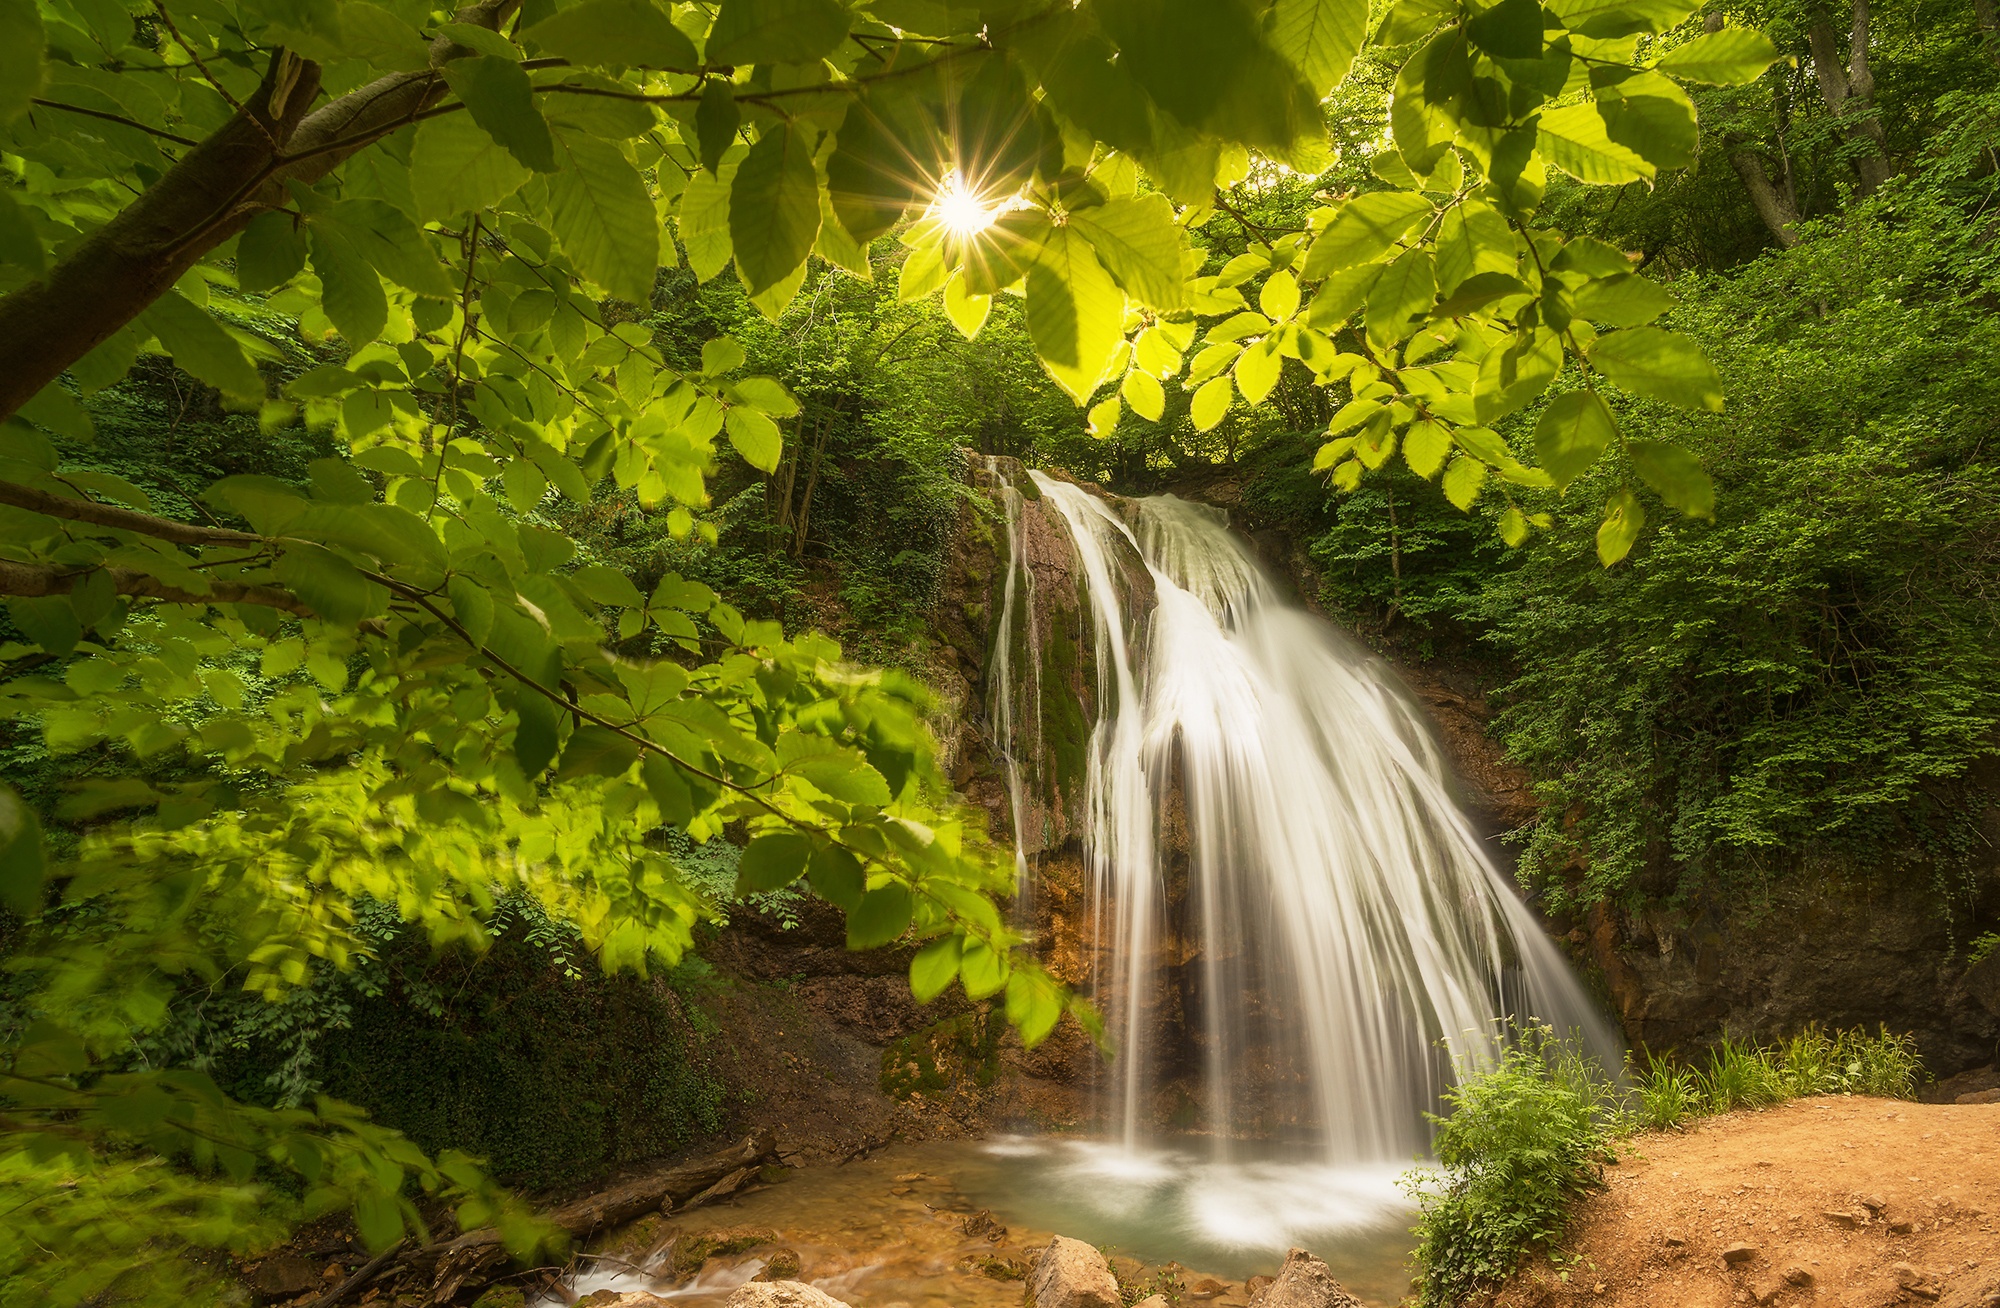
{"left": 541, "top": 1139, "right": 1421, "bottom": 1307}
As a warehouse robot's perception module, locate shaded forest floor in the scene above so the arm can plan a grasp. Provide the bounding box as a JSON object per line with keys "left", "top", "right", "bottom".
{"left": 1489, "top": 1098, "right": 2000, "bottom": 1308}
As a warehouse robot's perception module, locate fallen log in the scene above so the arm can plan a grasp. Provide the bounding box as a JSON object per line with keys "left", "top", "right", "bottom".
{"left": 342, "top": 1130, "right": 778, "bottom": 1306}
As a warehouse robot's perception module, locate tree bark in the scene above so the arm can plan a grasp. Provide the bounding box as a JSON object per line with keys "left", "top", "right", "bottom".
{"left": 1807, "top": 0, "right": 1892, "bottom": 196}
{"left": 1976, "top": 0, "right": 2000, "bottom": 70}
{"left": 1727, "top": 148, "right": 1804, "bottom": 247}
{"left": 0, "top": 0, "right": 520, "bottom": 425}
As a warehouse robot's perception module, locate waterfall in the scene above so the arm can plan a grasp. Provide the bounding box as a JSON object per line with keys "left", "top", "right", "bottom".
{"left": 1000, "top": 473, "right": 1622, "bottom": 1168}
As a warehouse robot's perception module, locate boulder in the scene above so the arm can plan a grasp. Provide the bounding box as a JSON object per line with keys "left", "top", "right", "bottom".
{"left": 246, "top": 1254, "right": 321, "bottom": 1297}
{"left": 725, "top": 1281, "right": 852, "bottom": 1308}
{"left": 1246, "top": 1249, "right": 1365, "bottom": 1308}
{"left": 1025, "top": 1236, "right": 1121, "bottom": 1308}
{"left": 592, "top": 1295, "right": 674, "bottom": 1308}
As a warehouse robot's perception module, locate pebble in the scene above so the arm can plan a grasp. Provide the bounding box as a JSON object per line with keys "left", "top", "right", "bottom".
{"left": 1722, "top": 1243, "right": 1758, "bottom": 1266}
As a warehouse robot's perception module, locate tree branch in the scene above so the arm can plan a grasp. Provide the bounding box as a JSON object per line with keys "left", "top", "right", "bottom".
{"left": 0, "top": 479, "right": 261, "bottom": 547}
{"left": 0, "top": 559, "right": 314, "bottom": 616}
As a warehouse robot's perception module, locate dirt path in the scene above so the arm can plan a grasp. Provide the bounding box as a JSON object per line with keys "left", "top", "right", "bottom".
{"left": 1490, "top": 1097, "right": 2000, "bottom": 1308}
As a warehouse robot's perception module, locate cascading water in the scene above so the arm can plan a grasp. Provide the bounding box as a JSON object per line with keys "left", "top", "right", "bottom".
{"left": 984, "top": 471, "right": 1622, "bottom": 1280}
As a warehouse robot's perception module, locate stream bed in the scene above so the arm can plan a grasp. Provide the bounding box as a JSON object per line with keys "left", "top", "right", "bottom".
{"left": 546, "top": 1138, "right": 1419, "bottom": 1308}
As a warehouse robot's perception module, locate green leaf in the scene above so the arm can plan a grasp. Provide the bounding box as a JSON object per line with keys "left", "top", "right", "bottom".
{"left": 730, "top": 123, "right": 821, "bottom": 297}
{"left": 1433, "top": 269, "right": 1529, "bottom": 318}
{"left": 8, "top": 596, "right": 79, "bottom": 655}
{"left": 1121, "top": 367, "right": 1165, "bottom": 421}
{"left": 309, "top": 228, "right": 389, "bottom": 345}
{"left": 273, "top": 542, "right": 389, "bottom": 627}
{"left": 443, "top": 56, "right": 558, "bottom": 173}
{"left": 1629, "top": 438, "right": 1713, "bottom": 518}
{"left": 1272, "top": 0, "right": 1368, "bottom": 98}
{"left": 1474, "top": 328, "right": 1562, "bottom": 422}
{"left": 1096, "top": 0, "right": 1320, "bottom": 155}
{"left": 1595, "top": 71, "right": 1698, "bottom": 171}
{"left": 1653, "top": 27, "right": 1781, "bottom": 84}
{"left": 725, "top": 406, "right": 782, "bottom": 472}
{"left": 1498, "top": 505, "right": 1531, "bottom": 546}
{"left": 807, "top": 844, "right": 863, "bottom": 910}
{"left": 910, "top": 935, "right": 962, "bottom": 1004}
{"left": 1364, "top": 248, "right": 1435, "bottom": 347}
{"left": 1548, "top": 0, "right": 1697, "bottom": 39}
{"left": 1190, "top": 375, "right": 1233, "bottom": 431}
{"left": 642, "top": 753, "right": 695, "bottom": 826}
{"left": 695, "top": 80, "right": 740, "bottom": 176}
{"left": 1403, "top": 417, "right": 1452, "bottom": 478}
{"left": 547, "top": 131, "right": 659, "bottom": 303}
{"left": 846, "top": 882, "right": 914, "bottom": 948}
{"left": 0, "top": 0, "right": 46, "bottom": 124}
{"left": 0, "top": 782, "right": 46, "bottom": 917}
{"left": 1596, "top": 485, "right": 1644, "bottom": 564}
{"left": 1465, "top": 0, "right": 1543, "bottom": 59}
{"left": 1233, "top": 338, "right": 1281, "bottom": 405}
{"left": 1025, "top": 225, "right": 1123, "bottom": 404}
{"left": 1302, "top": 191, "right": 1434, "bottom": 279}
{"left": 1441, "top": 453, "right": 1487, "bottom": 510}
{"left": 448, "top": 575, "right": 495, "bottom": 645}
{"left": 18, "top": 383, "right": 92, "bottom": 441}
{"left": 326, "top": 199, "right": 457, "bottom": 298}
{"left": 738, "top": 831, "right": 813, "bottom": 892}
{"left": 707, "top": 0, "right": 850, "bottom": 64}
{"left": 678, "top": 165, "right": 734, "bottom": 282}
{"left": 1005, "top": 967, "right": 1063, "bottom": 1046}
{"left": 1537, "top": 101, "right": 1654, "bottom": 185}
{"left": 556, "top": 724, "right": 640, "bottom": 780}
{"left": 944, "top": 273, "right": 991, "bottom": 338}
{"left": 1087, "top": 394, "right": 1122, "bottom": 436}
{"left": 959, "top": 940, "right": 1006, "bottom": 998}
{"left": 513, "top": 690, "right": 562, "bottom": 777}
{"left": 1571, "top": 272, "right": 1672, "bottom": 326}
{"left": 523, "top": 0, "right": 697, "bottom": 68}
{"left": 1305, "top": 263, "right": 1383, "bottom": 329}
{"left": 1587, "top": 326, "right": 1723, "bottom": 412}
{"left": 1532, "top": 390, "right": 1617, "bottom": 489}
{"left": 826, "top": 101, "right": 919, "bottom": 244}
{"left": 1434, "top": 201, "right": 1516, "bottom": 294}
{"left": 1260, "top": 270, "right": 1301, "bottom": 320}
{"left": 1068, "top": 192, "right": 1185, "bottom": 312}
{"left": 138, "top": 290, "right": 265, "bottom": 398}
{"left": 237, "top": 212, "right": 307, "bottom": 293}
{"left": 411, "top": 111, "right": 533, "bottom": 219}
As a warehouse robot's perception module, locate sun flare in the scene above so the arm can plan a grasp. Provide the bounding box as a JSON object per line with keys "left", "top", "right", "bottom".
{"left": 933, "top": 171, "right": 999, "bottom": 239}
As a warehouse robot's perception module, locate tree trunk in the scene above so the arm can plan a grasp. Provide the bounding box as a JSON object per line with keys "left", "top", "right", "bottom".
{"left": 1727, "top": 148, "right": 1804, "bottom": 247}
{"left": 1807, "top": 0, "right": 1892, "bottom": 197}
{"left": 0, "top": 0, "right": 520, "bottom": 425}
{"left": 1976, "top": 0, "right": 2000, "bottom": 70}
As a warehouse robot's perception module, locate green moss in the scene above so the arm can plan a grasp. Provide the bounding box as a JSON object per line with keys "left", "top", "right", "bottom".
{"left": 880, "top": 1011, "right": 1001, "bottom": 1099}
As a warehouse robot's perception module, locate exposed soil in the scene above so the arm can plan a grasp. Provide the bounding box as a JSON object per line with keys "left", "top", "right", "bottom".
{"left": 1488, "top": 1097, "right": 2000, "bottom": 1308}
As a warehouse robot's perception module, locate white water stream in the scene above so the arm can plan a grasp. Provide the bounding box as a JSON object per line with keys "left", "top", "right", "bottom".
{"left": 1005, "top": 476, "right": 1622, "bottom": 1168}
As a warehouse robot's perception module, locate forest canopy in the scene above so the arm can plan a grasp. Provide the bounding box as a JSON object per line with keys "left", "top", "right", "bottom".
{"left": 0, "top": 0, "right": 1854, "bottom": 1298}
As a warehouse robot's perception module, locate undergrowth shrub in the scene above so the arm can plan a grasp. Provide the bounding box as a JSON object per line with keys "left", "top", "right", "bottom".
{"left": 1409, "top": 1025, "right": 1922, "bottom": 1305}
{"left": 1404, "top": 1027, "right": 1619, "bottom": 1308}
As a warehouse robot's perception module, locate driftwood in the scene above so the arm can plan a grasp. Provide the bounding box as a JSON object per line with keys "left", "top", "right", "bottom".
{"left": 340, "top": 1130, "right": 778, "bottom": 1307}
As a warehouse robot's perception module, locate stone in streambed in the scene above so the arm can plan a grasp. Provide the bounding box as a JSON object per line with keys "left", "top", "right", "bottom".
{"left": 1025, "top": 1236, "right": 1121, "bottom": 1308}
{"left": 753, "top": 1250, "right": 803, "bottom": 1282}
{"left": 1246, "top": 1249, "right": 1364, "bottom": 1308}
{"left": 726, "top": 1281, "right": 853, "bottom": 1308}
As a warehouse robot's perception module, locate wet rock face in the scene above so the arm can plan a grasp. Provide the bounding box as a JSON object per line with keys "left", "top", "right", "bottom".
{"left": 1581, "top": 873, "right": 2000, "bottom": 1075}
{"left": 1024, "top": 1235, "right": 1122, "bottom": 1308}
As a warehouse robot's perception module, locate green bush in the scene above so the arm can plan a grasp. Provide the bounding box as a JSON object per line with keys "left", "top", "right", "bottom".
{"left": 1405, "top": 1027, "right": 1619, "bottom": 1308}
